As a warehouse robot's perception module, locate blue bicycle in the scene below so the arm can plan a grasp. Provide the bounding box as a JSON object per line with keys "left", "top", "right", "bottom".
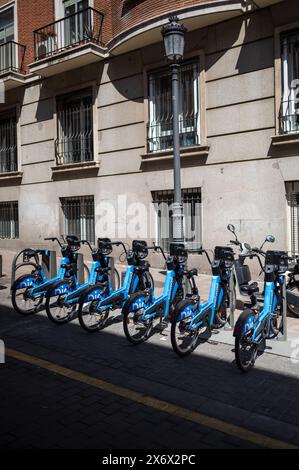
{"left": 45, "top": 238, "right": 120, "bottom": 325}
{"left": 233, "top": 249, "right": 288, "bottom": 372}
{"left": 77, "top": 240, "right": 154, "bottom": 332}
{"left": 122, "top": 243, "right": 194, "bottom": 345}
{"left": 170, "top": 246, "right": 235, "bottom": 357}
{"left": 11, "top": 236, "right": 83, "bottom": 315}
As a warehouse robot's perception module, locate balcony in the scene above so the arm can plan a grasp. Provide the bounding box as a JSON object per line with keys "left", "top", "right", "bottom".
{"left": 30, "top": 7, "right": 107, "bottom": 77}
{"left": 0, "top": 41, "right": 27, "bottom": 90}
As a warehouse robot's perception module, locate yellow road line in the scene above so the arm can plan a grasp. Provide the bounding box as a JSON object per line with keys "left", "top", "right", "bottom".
{"left": 6, "top": 347, "right": 298, "bottom": 450}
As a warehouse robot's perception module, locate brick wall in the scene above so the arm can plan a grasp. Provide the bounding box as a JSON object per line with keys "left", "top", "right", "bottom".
{"left": 18, "top": 0, "right": 55, "bottom": 70}
{"left": 3, "top": 0, "right": 229, "bottom": 70}
{"left": 108, "top": 0, "right": 222, "bottom": 39}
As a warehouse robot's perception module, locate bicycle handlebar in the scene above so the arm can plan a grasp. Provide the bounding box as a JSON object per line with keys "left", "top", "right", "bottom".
{"left": 188, "top": 248, "right": 212, "bottom": 265}
{"left": 79, "top": 240, "right": 93, "bottom": 251}
{"left": 148, "top": 244, "right": 167, "bottom": 260}
{"left": 111, "top": 241, "right": 128, "bottom": 255}
{"left": 44, "top": 237, "right": 62, "bottom": 248}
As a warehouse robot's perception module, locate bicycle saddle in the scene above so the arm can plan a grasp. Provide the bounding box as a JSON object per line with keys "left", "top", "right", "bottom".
{"left": 240, "top": 282, "right": 259, "bottom": 295}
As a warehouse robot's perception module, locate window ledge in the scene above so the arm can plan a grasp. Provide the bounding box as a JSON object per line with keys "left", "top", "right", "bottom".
{"left": 271, "top": 133, "right": 299, "bottom": 146}
{"left": 141, "top": 145, "right": 209, "bottom": 163}
{"left": 0, "top": 171, "right": 23, "bottom": 183}
{"left": 51, "top": 161, "right": 99, "bottom": 173}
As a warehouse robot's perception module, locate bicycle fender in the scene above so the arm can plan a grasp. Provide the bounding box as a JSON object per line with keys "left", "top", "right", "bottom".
{"left": 45, "top": 280, "right": 71, "bottom": 298}
{"left": 79, "top": 284, "right": 106, "bottom": 304}
{"left": 11, "top": 274, "right": 38, "bottom": 292}
{"left": 121, "top": 292, "right": 149, "bottom": 314}
{"left": 173, "top": 299, "right": 196, "bottom": 322}
{"left": 233, "top": 309, "right": 255, "bottom": 337}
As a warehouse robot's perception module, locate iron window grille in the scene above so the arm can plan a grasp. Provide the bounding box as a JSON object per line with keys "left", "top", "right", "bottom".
{"left": 148, "top": 61, "right": 200, "bottom": 153}
{"left": 0, "top": 201, "right": 19, "bottom": 239}
{"left": 60, "top": 195, "right": 95, "bottom": 244}
{"left": 56, "top": 89, "right": 94, "bottom": 165}
{"left": 152, "top": 188, "right": 202, "bottom": 252}
{"left": 280, "top": 30, "right": 299, "bottom": 134}
{"left": 0, "top": 111, "right": 17, "bottom": 173}
{"left": 287, "top": 190, "right": 299, "bottom": 256}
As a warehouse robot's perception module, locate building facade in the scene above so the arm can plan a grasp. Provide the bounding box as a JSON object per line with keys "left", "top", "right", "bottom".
{"left": 0, "top": 0, "right": 298, "bottom": 269}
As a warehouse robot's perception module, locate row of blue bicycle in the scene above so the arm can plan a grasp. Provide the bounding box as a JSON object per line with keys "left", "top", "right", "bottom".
{"left": 11, "top": 229, "right": 299, "bottom": 373}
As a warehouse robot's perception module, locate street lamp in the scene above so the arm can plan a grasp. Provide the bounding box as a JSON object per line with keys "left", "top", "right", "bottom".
{"left": 162, "top": 16, "right": 187, "bottom": 245}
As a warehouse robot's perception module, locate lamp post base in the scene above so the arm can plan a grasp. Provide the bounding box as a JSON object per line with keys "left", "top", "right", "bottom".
{"left": 172, "top": 202, "right": 184, "bottom": 244}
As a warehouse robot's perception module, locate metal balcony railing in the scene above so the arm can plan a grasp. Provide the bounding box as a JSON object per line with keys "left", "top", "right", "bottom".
{"left": 0, "top": 41, "right": 26, "bottom": 75}
{"left": 279, "top": 99, "right": 299, "bottom": 134}
{"left": 34, "top": 7, "right": 104, "bottom": 61}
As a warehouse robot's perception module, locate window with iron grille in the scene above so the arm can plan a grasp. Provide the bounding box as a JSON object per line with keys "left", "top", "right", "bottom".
{"left": 152, "top": 188, "right": 202, "bottom": 252}
{"left": 56, "top": 88, "right": 93, "bottom": 165}
{"left": 0, "top": 110, "right": 17, "bottom": 173}
{"left": 0, "top": 201, "right": 19, "bottom": 239}
{"left": 148, "top": 61, "right": 200, "bottom": 153}
{"left": 280, "top": 30, "right": 299, "bottom": 134}
{"left": 60, "top": 196, "right": 95, "bottom": 244}
{"left": 286, "top": 182, "right": 299, "bottom": 255}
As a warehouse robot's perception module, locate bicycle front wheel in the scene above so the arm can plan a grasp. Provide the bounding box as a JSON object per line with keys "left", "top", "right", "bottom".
{"left": 235, "top": 334, "right": 258, "bottom": 373}
{"left": 123, "top": 294, "right": 153, "bottom": 345}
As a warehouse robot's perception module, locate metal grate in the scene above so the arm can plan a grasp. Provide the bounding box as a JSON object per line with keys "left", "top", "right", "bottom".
{"left": 287, "top": 192, "right": 299, "bottom": 256}
{"left": 56, "top": 89, "right": 93, "bottom": 165}
{"left": 0, "top": 112, "right": 17, "bottom": 173}
{"left": 280, "top": 30, "right": 299, "bottom": 134}
{"left": 148, "top": 61, "right": 200, "bottom": 152}
{"left": 0, "top": 41, "right": 26, "bottom": 75}
{"left": 60, "top": 195, "right": 95, "bottom": 244}
{"left": 152, "top": 188, "right": 202, "bottom": 252}
{"left": 0, "top": 201, "right": 19, "bottom": 239}
{"left": 34, "top": 7, "right": 104, "bottom": 61}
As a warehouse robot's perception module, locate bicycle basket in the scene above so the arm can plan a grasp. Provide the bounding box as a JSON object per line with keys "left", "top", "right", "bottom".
{"left": 97, "top": 238, "right": 112, "bottom": 256}
{"left": 66, "top": 235, "right": 81, "bottom": 250}
{"left": 214, "top": 246, "right": 234, "bottom": 263}
{"left": 169, "top": 243, "right": 188, "bottom": 263}
{"left": 132, "top": 240, "right": 148, "bottom": 259}
{"left": 265, "top": 250, "right": 288, "bottom": 271}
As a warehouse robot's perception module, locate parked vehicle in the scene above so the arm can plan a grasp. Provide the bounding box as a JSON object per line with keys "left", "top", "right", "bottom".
{"left": 77, "top": 240, "right": 154, "bottom": 332}
{"left": 233, "top": 249, "right": 288, "bottom": 372}
{"left": 45, "top": 238, "right": 120, "bottom": 325}
{"left": 170, "top": 246, "right": 235, "bottom": 357}
{"left": 122, "top": 243, "right": 192, "bottom": 345}
{"left": 11, "top": 236, "right": 83, "bottom": 315}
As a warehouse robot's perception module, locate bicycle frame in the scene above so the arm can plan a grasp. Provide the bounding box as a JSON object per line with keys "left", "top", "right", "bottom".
{"left": 96, "top": 265, "right": 141, "bottom": 311}
{"left": 242, "top": 277, "right": 282, "bottom": 344}
{"left": 139, "top": 267, "right": 182, "bottom": 321}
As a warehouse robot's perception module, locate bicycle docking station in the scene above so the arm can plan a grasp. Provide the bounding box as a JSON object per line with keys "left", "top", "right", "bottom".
{"left": 11, "top": 249, "right": 58, "bottom": 287}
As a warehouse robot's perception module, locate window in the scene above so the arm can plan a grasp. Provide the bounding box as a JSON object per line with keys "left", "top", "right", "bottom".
{"left": 148, "top": 61, "right": 200, "bottom": 152}
{"left": 280, "top": 30, "right": 299, "bottom": 134}
{"left": 64, "top": 0, "right": 90, "bottom": 47}
{"left": 286, "top": 182, "right": 299, "bottom": 256}
{"left": 60, "top": 195, "right": 95, "bottom": 243}
{"left": 0, "top": 110, "right": 17, "bottom": 173}
{"left": 56, "top": 89, "right": 93, "bottom": 165}
{"left": 0, "top": 7, "right": 15, "bottom": 73}
{"left": 0, "top": 201, "right": 19, "bottom": 239}
{"left": 152, "top": 188, "right": 202, "bottom": 252}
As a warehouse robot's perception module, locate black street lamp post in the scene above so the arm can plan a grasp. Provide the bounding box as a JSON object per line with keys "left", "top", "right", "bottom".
{"left": 162, "top": 16, "right": 187, "bottom": 245}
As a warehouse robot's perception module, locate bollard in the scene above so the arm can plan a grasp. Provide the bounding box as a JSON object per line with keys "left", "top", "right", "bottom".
{"left": 109, "top": 257, "right": 116, "bottom": 290}
{"left": 277, "top": 275, "right": 288, "bottom": 342}
{"left": 77, "top": 253, "right": 85, "bottom": 285}
{"left": 41, "top": 250, "right": 57, "bottom": 279}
